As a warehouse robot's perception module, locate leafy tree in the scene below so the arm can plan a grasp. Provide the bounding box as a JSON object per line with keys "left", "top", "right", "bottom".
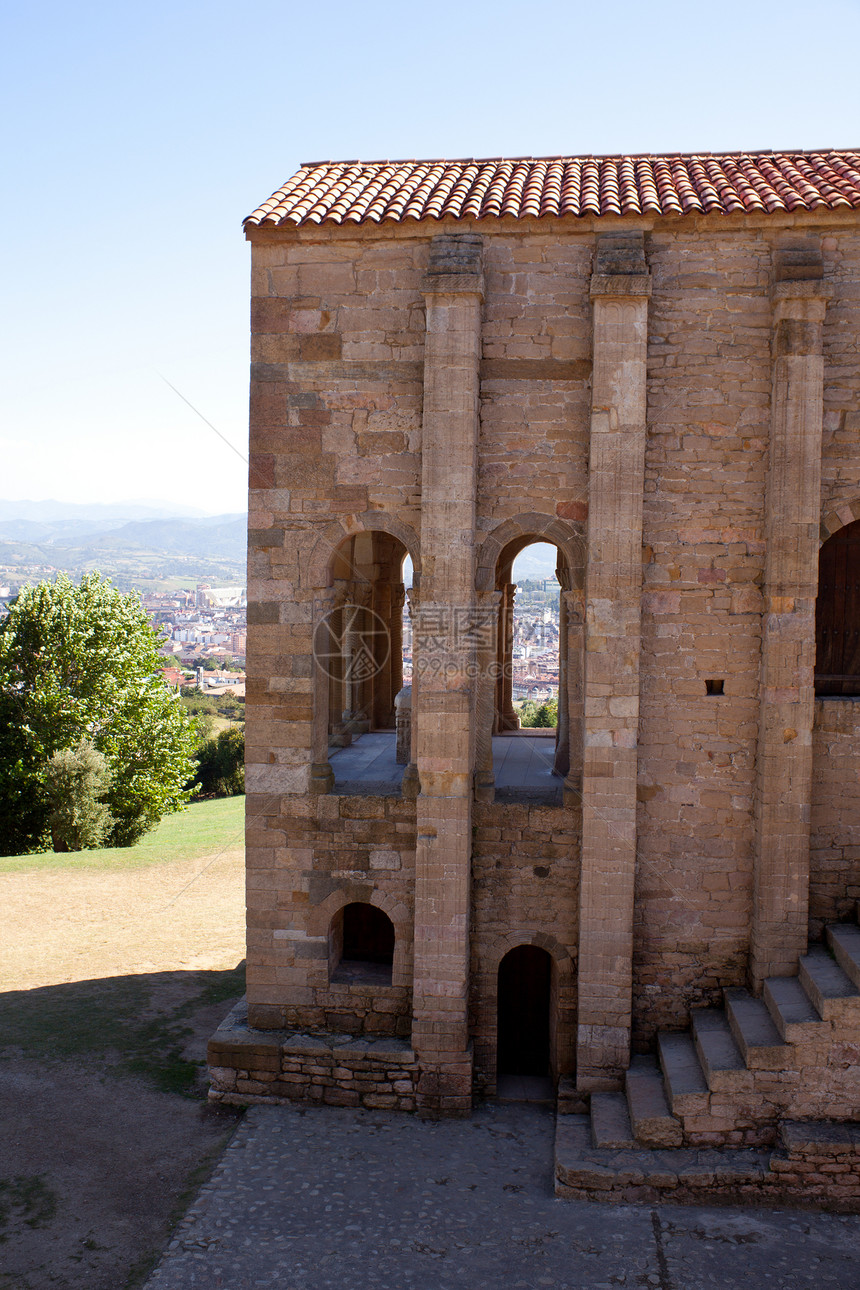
{"left": 45, "top": 739, "right": 113, "bottom": 852}
{"left": 0, "top": 573, "right": 198, "bottom": 854}
{"left": 193, "top": 726, "right": 245, "bottom": 799}
{"left": 519, "top": 698, "right": 558, "bottom": 728}
{"left": 180, "top": 688, "right": 245, "bottom": 722}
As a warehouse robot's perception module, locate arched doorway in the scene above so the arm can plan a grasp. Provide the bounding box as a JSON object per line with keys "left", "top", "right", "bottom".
{"left": 816, "top": 519, "right": 860, "bottom": 695}
{"left": 497, "top": 944, "right": 552, "bottom": 1077}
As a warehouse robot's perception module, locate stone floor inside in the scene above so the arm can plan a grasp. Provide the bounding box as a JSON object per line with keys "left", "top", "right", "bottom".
{"left": 329, "top": 730, "right": 562, "bottom": 802}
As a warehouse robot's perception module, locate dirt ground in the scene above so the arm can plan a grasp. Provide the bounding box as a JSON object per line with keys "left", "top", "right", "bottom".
{"left": 0, "top": 847, "right": 247, "bottom": 1289}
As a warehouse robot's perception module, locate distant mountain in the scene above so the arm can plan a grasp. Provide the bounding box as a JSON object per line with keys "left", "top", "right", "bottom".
{"left": 0, "top": 499, "right": 211, "bottom": 524}
{"left": 53, "top": 515, "right": 247, "bottom": 561}
{"left": 511, "top": 543, "right": 560, "bottom": 582}
{"left": 0, "top": 518, "right": 145, "bottom": 544}
{"left": 0, "top": 505, "right": 248, "bottom": 590}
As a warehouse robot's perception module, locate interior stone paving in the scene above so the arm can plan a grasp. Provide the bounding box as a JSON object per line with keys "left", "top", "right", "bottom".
{"left": 145, "top": 1103, "right": 860, "bottom": 1290}
{"left": 329, "top": 732, "right": 561, "bottom": 798}
{"left": 492, "top": 734, "right": 559, "bottom": 789}
{"left": 329, "top": 732, "right": 405, "bottom": 794}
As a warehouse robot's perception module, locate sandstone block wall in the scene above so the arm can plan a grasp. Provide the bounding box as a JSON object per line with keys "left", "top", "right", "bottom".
{"left": 470, "top": 801, "right": 580, "bottom": 1091}
{"left": 811, "top": 698, "right": 860, "bottom": 933}
{"left": 242, "top": 209, "right": 860, "bottom": 1106}
{"left": 209, "top": 1003, "right": 418, "bottom": 1110}
{"left": 245, "top": 792, "right": 415, "bottom": 1035}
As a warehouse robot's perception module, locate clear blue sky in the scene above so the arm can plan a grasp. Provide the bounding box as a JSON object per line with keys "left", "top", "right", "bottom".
{"left": 2, "top": 0, "right": 858, "bottom": 515}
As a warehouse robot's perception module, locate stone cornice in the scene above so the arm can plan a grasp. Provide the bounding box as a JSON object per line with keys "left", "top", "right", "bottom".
{"left": 420, "top": 271, "right": 484, "bottom": 298}
{"left": 590, "top": 273, "right": 652, "bottom": 299}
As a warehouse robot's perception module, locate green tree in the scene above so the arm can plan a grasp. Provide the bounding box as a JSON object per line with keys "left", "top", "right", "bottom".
{"left": 0, "top": 574, "right": 198, "bottom": 854}
{"left": 519, "top": 698, "right": 558, "bottom": 728}
{"left": 193, "top": 726, "right": 245, "bottom": 799}
{"left": 45, "top": 739, "right": 113, "bottom": 852}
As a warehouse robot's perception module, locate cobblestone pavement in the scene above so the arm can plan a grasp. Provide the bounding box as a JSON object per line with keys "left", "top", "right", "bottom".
{"left": 146, "top": 1102, "right": 860, "bottom": 1290}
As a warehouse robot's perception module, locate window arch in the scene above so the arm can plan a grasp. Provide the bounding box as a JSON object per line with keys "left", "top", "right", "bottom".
{"left": 816, "top": 519, "right": 860, "bottom": 696}
{"left": 329, "top": 902, "right": 395, "bottom": 985}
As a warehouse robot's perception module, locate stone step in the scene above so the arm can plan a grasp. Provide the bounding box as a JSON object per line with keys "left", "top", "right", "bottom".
{"left": 826, "top": 924, "right": 860, "bottom": 991}
{"left": 657, "top": 1031, "right": 709, "bottom": 1116}
{"left": 625, "top": 1055, "right": 683, "bottom": 1148}
{"left": 780, "top": 1119, "right": 860, "bottom": 1159}
{"left": 799, "top": 947, "right": 860, "bottom": 1021}
{"left": 724, "top": 987, "right": 789, "bottom": 1070}
{"left": 763, "top": 975, "right": 823, "bottom": 1043}
{"left": 590, "top": 1091, "right": 636, "bottom": 1149}
{"left": 691, "top": 1008, "right": 749, "bottom": 1091}
{"left": 555, "top": 1114, "right": 772, "bottom": 1202}
{"left": 556, "top": 1075, "right": 588, "bottom": 1115}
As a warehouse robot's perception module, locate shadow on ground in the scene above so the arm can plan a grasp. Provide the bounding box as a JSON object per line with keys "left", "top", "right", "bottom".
{"left": 0, "top": 964, "right": 246, "bottom": 1290}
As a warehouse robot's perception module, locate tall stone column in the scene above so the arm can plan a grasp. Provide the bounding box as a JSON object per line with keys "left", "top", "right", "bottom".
{"left": 497, "top": 583, "right": 521, "bottom": 730}
{"left": 474, "top": 588, "right": 501, "bottom": 802}
{"left": 412, "top": 234, "right": 483, "bottom": 1114}
{"left": 371, "top": 578, "right": 391, "bottom": 728}
{"left": 389, "top": 581, "right": 406, "bottom": 711}
{"left": 576, "top": 235, "right": 651, "bottom": 1090}
{"left": 751, "top": 245, "right": 829, "bottom": 988}
{"left": 402, "top": 585, "right": 420, "bottom": 799}
{"left": 556, "top": 586, "right": 585, "bottom": 795}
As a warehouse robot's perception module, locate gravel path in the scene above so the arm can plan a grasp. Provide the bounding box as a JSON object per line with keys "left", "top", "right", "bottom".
{"left": 146, "top": 1101, "right": 860, "bottom": 1290}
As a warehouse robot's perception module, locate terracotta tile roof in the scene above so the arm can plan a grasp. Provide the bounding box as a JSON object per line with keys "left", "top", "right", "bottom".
{"left": 245, "top": 151, "right": 860, "bottom": 228}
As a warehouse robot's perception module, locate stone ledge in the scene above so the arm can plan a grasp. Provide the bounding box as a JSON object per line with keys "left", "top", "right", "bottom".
{"left": 208, "top": 1000, "right": 415, "bottom": 1066}
{"left": 772, "top": 279, "right": 833, "bottom": 300}
{"left": 589, "top": 273, "right": 652, "bottom": 298}
{"left": 555, "top": 1115, "right": 860, "bottom": 1210}
{"left": 420, "top": 272, "right": 484, "bottom": 297}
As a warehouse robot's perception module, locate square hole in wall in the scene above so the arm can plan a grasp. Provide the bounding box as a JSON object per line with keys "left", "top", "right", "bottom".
{"left": 705, "top": 679, "right": 725, "bottom": 696}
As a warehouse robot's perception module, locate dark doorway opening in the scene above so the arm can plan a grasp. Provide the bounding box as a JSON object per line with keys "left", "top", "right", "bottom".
{"left": 497, "top": 944, "right": 552, "bottom": 1077}
{"left": 816, "top": 518, "right": 860, "bottom": 695}
{"left": 330, "top": 902, "right": 395, "bottom": 985}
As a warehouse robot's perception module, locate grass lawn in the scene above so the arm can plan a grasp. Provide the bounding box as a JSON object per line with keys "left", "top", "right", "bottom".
{"left": 0, "top": 794, "right": 246, "bottom": 874}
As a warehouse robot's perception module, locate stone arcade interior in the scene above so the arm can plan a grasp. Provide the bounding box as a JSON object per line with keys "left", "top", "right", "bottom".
{"left": 209, "top": 150, "right": 860, "bottom": 1206}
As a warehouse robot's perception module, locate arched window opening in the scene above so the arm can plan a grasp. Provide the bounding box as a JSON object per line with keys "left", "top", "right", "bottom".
{"left": 330, "top": 902, "right": 395, "bottom": 985}
{"left": 816, "top": 520, "right": 860, "bottom": 696}
{"left": 497, "top": 945, "right": 553, "bottom": 1081}
{"left": 506, "top": 543, "right": 561, "bottom": 731}
{"left": 323, "top": 532, "right": 412, "bottom": 793}
{"left": 489, "top": 539, "right": 576, "bottom": 804}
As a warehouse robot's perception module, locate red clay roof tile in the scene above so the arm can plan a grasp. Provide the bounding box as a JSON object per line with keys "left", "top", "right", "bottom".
{"left": 245, "top": 151, "right": 860, "bottom": 228}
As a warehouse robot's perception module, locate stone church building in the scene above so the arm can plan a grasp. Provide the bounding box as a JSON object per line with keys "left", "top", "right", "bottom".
{"left": 210, "top": 151, "right": 860, "bottom": 1204}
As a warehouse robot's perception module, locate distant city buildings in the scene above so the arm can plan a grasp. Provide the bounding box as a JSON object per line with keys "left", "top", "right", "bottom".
{"left": 142, "top": 582, "right": 247, "bottom": 669}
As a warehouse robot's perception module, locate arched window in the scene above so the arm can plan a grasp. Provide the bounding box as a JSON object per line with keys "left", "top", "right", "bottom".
{"left": 488, "top": 538, "right": 578, "bottom": 803}
{"left": 816, "top": 520, "right": 860, "bottom": 696}
{"left": 329, "top": 902, "right": 394, "bottom": 985}
{"left": 318, "top": 531, "right": 412, "bottom": 794}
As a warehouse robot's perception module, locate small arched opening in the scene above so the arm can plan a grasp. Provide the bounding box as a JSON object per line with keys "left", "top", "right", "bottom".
{"left": 330, "top": 902, "right": 395, "bottom": 986}
{"left": 816, "top": 519, "right": 860, "bottom": 696}
{"left": 496, "top": 944, "right": 553, "bottom": 1079}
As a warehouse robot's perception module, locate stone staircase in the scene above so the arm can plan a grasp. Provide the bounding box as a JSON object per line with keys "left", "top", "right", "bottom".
{"left": 555, "top": 918, "right": 860, "bottom": 1208}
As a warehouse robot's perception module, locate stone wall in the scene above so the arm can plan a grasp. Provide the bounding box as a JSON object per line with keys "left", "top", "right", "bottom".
{"left": 209, "top": 1002, "right": 418, "bottom": 1110}
{"left": 634, "top": 229, "right": 769, "bottom": 1037}
{"left": 245, "top": 792, "right": 415, "bottom": 1035}
{"left": 810, "top": 698, "right": 860, "bottom": 934}
{"left": 821, "top": 230, "right": 860, "bottom": 514}
{"left": 470, "top": 801, "right": 580, "bottom": 1091}
{"left": 242, "top": 209, "right": 860, "bottom": 1110}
